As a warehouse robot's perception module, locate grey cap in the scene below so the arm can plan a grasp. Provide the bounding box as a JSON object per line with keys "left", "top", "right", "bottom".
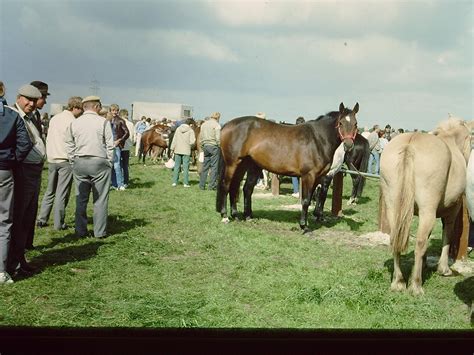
{"left": 82, "top": 95, "right": 101, "bottom": 104}
{"left": 18, "top": 84, "right": 42, "bottom": 99}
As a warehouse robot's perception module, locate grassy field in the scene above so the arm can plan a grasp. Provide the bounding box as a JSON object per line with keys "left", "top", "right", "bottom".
{"left": 0, "top": 159, "right": 472, "bottom": 330}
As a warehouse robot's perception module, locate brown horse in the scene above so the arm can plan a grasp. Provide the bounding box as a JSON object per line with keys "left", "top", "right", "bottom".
{"left": 216, "top": 102, "right": 359, "bottom": 233}
{"left": 139, "top": 123, "right": 171, "bottom": 164}
{"left": 380, "top": 117, "right": 473, "bottom": 295}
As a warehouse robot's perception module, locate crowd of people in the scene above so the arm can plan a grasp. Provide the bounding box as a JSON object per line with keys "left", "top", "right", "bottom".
{"left": 0, "top": 79, "right": 226, "bottom": 284}
{"left": 1, "top": 79, "right": 471, "bottom": 284}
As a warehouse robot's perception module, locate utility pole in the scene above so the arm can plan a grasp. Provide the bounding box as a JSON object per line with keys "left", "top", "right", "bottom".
{"left": 90, "top": 78, "right": 100, "bottom": 96}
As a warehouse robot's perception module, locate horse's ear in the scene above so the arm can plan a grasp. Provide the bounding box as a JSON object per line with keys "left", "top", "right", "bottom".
{"left": 353, "top": 102, "right": 359, "bottom": 114}
{"left": 339, "top": 102, "right": 345, "bottom": 113}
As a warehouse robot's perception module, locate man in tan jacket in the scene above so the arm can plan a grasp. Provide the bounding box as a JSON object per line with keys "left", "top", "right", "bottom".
{"left": 170, "top": 118, "right": 196, "bottom": 187}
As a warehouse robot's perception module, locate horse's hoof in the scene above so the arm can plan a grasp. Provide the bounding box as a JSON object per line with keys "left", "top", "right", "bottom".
{"left": 408, "top": 284, "right": 425, "bottom": 296}
{"left": 437, "top": 267, "right": 453, "bottom": 277}
{"left": 390, "top": 281, "right": 406, "bottom": 292}
{"left": 221, "top": 217, "right": 230, "bottom": 224}
{"left": 245, "top": 216, "right": 253, "bottom": 222}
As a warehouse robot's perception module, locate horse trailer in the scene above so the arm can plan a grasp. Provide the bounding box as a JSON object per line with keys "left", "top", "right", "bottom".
{"left": 131, "top": 101, "right": 193, "bottom": 123}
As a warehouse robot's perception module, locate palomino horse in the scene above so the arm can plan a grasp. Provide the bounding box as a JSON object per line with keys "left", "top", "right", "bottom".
{"left": 313, "top": 132, "right": 370, "bottom": 221}
{"left": 216, "top": 102, "right": 359, "bottom": 233}
{"left": 380, "top": 117, "right": 473, "bottom": 295}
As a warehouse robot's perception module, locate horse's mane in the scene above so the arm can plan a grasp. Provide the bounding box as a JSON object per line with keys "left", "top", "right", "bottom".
{"left": 433, "top": 117, "right": 466, "bottom": 136}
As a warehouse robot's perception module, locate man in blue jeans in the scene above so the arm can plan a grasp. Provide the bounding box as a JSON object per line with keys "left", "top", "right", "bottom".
{"left": 199, "top": 112, "right": 221, "bottom": 190}
{"left": 108, "top": 104, "right": 129, "bottom": 191}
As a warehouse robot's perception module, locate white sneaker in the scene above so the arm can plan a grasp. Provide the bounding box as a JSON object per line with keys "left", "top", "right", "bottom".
{"left": 118, "top": 186, "right": 126, "bottom": 191}
{"left": 183, "top": 184, "right": 190, "bottom": 188}
{"left": 172, "top": 183, "right": 177, "bottom": 187}
{"left": 0, "top": 272, "right": 14, "bottom": 284}
{"left": 291, "top": 192, "right": 299, "bottom": 198}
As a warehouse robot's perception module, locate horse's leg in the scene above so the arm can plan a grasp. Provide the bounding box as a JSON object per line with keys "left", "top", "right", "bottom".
{"left": 438, "top": 205, "right": 461, "bottom": 276}
{"left": 229, "top": 164, "right": 247, "bottom": 220}
{"left": 408, "top": 209, "right": 436, "bottom": 296}
{"left": 390, "top": 251, "right": 406, "bottom": 292}
{"left": 141, "top": 143, "right": 148, "bottom": 165}
{"left": 348, "top": 174, "right": 359, "bottom": 205}
{"left": 242, "top": 163, "right": 261, "bottom": 220}
{"left": 300, "top": 173, "right": 317, "bottom": 233}
{"left": 217, "top": 161, "right": 240, "bottom": 223}
{"left": 313, "top": 175, "right": 331, "bottom": 221}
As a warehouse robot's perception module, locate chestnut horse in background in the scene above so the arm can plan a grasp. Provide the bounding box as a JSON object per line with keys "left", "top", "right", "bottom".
{"left": 216, "top": 102, "right": 359, "bottom": 233}
{"left": 139, "top": 123, "right": 171, "bottom": 164}
{"left": 380, "top": 117, "right": 473, "bottom": 296}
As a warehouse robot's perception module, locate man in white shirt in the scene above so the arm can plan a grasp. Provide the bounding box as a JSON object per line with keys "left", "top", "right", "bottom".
{"left": 65, "top": 96, "right": 114, "bottom": 238}
{"left": 37, "top": 97, "right": 83, "bottom": 230}
{"left": 7, "top": 84, "right": 45, "bottom": 276}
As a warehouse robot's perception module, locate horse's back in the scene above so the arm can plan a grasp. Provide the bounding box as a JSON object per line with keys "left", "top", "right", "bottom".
{"left": 381, "top": 132, "right": 462, "bottom": 214}
{"left": 220, "top": 116, "right": 317, "bottom": 174}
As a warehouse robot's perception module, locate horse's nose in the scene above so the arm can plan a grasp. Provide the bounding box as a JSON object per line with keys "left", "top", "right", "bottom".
{"left": 343, "top": 139, "right": 354, "bottom": 152}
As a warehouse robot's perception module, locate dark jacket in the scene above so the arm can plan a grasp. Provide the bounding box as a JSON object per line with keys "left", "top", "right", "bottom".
{"left": 111, "top": 116, "right": 130, "bottom": 149}
{"left": 0, "top": 102, "right": 33, "bottom": 170}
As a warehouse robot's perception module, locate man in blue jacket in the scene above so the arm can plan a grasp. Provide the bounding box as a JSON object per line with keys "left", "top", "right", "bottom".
{"left": 0, "top": 94, "right": 32, "bottom": 283}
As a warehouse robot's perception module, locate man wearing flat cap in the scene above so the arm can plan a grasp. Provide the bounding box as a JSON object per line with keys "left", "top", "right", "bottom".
{"left": 30, "top": 81, "right": 50, "bottom": 140}
{"left": 0, "top": 84, "right": 33, "bottom": 283}
{"left": 65, "top": 96, "right": 114, "bottom": 239}
{"left": 6, "top": 84, "right": 46, "bottom": 277}
{"left": 199, "top": 112, "right": 222, "bottom": 190}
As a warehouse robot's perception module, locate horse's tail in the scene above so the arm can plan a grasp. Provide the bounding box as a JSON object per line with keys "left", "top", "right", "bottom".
{"left": 216, "top": 148, "right": 226, "bottom": 213}
{"left": 390, "top": 145, "right": 415, "bottom": 254}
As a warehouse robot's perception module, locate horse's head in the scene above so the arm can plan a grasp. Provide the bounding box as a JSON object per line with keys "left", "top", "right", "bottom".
{"left": 336, "top": 102, "right": 359, "bottom": 151}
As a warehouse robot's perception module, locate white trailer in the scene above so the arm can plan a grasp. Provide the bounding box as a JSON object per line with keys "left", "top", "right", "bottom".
{"left": 131, "top": 101, "right": 193, "bottom": 122}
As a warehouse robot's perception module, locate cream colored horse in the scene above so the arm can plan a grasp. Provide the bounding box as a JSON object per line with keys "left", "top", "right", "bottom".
{"left": 380, "top": 117, "right": 473, "bottom": 296}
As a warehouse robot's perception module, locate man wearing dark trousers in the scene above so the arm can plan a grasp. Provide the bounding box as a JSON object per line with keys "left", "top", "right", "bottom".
{"left": 24, "top": 81, "right": 50, "bottom": 249}
{"left": 7, "top": 84, "right": 45, "bottom": 277}
{"left": 199, "top": 112, "right": 221, "bottom": 190}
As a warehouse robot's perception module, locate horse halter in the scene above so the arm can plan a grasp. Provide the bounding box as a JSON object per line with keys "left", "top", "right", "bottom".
{"left": 336, "top": 121, "right": 357, "bottom": 142}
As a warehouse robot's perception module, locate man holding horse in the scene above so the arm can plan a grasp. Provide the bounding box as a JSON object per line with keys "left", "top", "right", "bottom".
{"left": 199, "top": 112, "right": 221, "bottom": 190}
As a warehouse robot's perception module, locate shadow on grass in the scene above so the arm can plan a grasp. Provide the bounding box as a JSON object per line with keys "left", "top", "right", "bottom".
{"left": 126, "top": 178, "right": 156, "bottom": 189}
{"left": 20, "top": 240, "right": 107, "bottom": 281}
{"left": 107, "top": 215, "right": 149, "bottom": 234}
{"left": 34, "top": 216, "right": 148, "bottom": 251}
{"left": 249, "top": 209, "right": 364, "bottom": 231}
{"left": 453, "top": 276, "right": 473, "bottom": 325}
{"left": 383, "top": 250, "right": 438, "bottom": 288}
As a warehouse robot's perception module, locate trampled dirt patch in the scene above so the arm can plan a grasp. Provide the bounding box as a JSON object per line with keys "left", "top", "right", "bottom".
{"left": 314, "top": 230, "right": 390, "bottom": 248}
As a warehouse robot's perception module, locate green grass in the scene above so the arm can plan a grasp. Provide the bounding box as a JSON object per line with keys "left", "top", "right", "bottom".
{"left": 0, "top": 160, "right": 472, "bottom": 329}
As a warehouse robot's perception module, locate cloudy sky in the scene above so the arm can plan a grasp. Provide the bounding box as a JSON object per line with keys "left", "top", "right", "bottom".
{"left": 1, "top": 0, "right": 472, "bottom": 130}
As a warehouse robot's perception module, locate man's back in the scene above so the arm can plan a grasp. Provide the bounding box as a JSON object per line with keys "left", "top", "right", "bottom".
{"left": 46, "top": 110, "right": 75, "bottom": 163}
{"left": 67, "top": 111, "right": 113, "bottom": 161}
{"left": 200, "top": 119, "right": 220, "bottom": 147}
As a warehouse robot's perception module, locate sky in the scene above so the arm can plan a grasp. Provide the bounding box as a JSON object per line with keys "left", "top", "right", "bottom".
{"left": 0, "top": 0, "right": 472, "bottom": 130}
